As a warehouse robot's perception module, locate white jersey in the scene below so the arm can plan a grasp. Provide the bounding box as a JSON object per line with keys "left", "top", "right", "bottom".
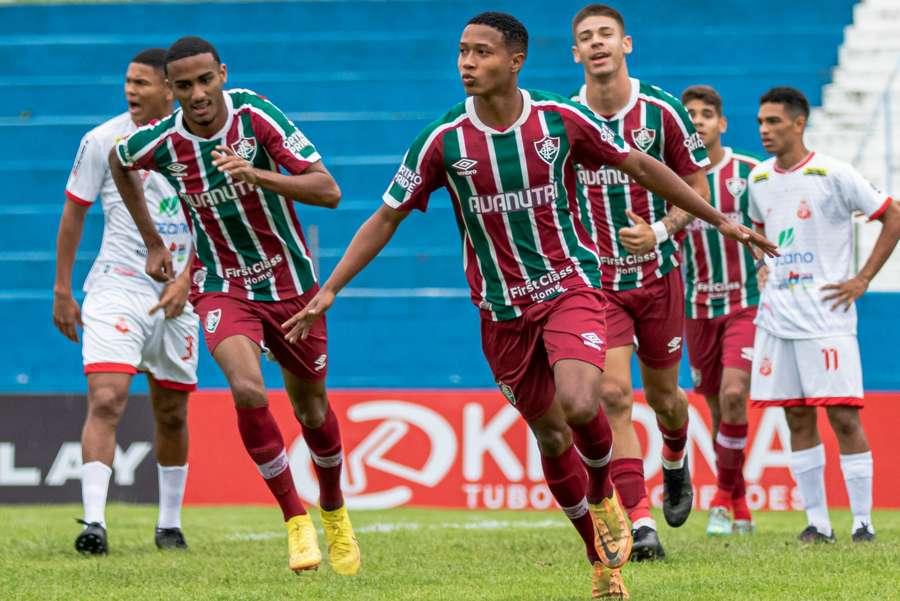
{"left": 65, "top": 112, "right": 192, "bottom": 295}
{"left": 748, "top": 151, "right": 891, "bottom": 339}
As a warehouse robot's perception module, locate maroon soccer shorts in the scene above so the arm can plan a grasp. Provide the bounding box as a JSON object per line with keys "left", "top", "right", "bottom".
{"left": 605, "top": 268, "right": 685, "bottom": 369}
{"left": 685, "top": 305, "right": 757, "bottom": 397}
{"left": 192, "top": 287, "right": 328, "bottom": 381}
{"left": 481, "top": 287, "right": 608, "bottom": 422}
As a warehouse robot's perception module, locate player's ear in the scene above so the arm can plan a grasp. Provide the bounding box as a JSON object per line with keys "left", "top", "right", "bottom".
{"left": 572, "top": 45, "right": 582, "bottom": 65}
{"left": 510, "top": 51, "right": 525, "bottom": 74}
{"left": 719, "top": 115, "right": 728, "bottom": 135}
{"left": 220, "top": 63, "right": 228, "bottom": 84}
{"left": 622, "top": 35, "right": 633, "bottom": 55}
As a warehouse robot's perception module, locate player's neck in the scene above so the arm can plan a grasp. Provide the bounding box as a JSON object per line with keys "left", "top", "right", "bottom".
{"left": 706, "top": 142, "right": 726, "bottom": 169}
{"left": 183, "top": 107, "right": 228, "bottom": 139}
{"left": 584, "top": 67, "right": 631, "bottom": 117}
{"left": 775, "top": 143, "right": 812, "bottom": 171}
{"left": 473, "top": 88, "right": 524, "bottom": 131}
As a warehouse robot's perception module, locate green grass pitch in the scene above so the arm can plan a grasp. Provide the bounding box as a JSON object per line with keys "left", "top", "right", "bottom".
{"left": 1, "top": 505, "right": 898, "bottom": 600}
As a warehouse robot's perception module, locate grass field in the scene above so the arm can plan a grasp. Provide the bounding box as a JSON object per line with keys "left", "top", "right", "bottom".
{"left": 1, "top": 505, "right": 898, "bottom": 600}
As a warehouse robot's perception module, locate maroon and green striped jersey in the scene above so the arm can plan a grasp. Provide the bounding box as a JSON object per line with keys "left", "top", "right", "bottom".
{"left": 115, "top": 89, "right": 321, "bottom": 302}
{"left": 682, "top": 147, "right": 761, "bottom": 318}
{"left": 383, "top": 89, "right": 631, "bottom": 321}
{"left": 571, "top": 78, "right": 709, "bottom": 290}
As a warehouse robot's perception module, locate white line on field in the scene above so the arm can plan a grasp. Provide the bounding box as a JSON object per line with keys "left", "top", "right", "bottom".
{"left": 227, "top": 519, "right": 569, "bottom": 541}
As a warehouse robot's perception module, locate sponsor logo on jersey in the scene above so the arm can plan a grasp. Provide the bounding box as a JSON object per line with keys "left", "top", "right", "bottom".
{"left": 534, "top": 136, "right": 560, "bottom": 164}
{"left": 72, "top": 138, "right": 89, "bottom": 177}
{"left": 178, "top": 179, "right": 257, "bottom": 209}
{"left": 667, "top": 336, "right": 682, "bottom": 354}
{"left": 508, "top": 265, "right": 574, "bottom": 303}
{"left": 696, "top": 281, "right": 741, "bottom": 297}
{"left": 598, "top": 251, "right": 657, "bottom": 267}
{"left": 774, "top": 251, "right": 815, "bottom": 267}
{"left": 158, "top": 195, "right": 180, "bottom": 217}
{"left": 314, "top": 354, "right": 327, "bottom": 372}
{"left": 392, "top": 165, "right": 422, "bottom": 195}
{"left": 115, "top": 316, "right": 130, "bottom": 334}
{"left": 753, "top": 172, "right": 769, "bottom": 183}
{"left": 468, "top": 183, "right": 558, "bottom": 215}
{"left": 759, "top": 357, "right": 772, "bottom": 376}
{"left": 725, "top": 177, "right": 747, "bottom": 198}
{"left": 231, "top": 137, "right": 258, "bottom": 162}
{"left": 741, "top": 347, "right": 754, "bottom": 362}
{"left": 451, "top": 158, "right": 478, "bottom": 177}
{"left": 802, "top": 167, "right": 828, "bottom": 177}
{"left": 283, "top": 130, "right": 312, "bottom": 158}
{"left": 683, "top": 132, "right": 704, "bottom": 153}
{"left": 498, "top": 382, "right": 517, "bottom": 406}
{"left": 598, "top": 123, "right": 618, "bottom": 145}
{"left": 205, "top": 308, "right": 222, "bottom": 333}
{"left": 167, "top": 163, "right": 188, "bottom": 177}
{"left": 777, "top": 227, "right": 795, "bottom": 248}
{"left": 777, "top": 270, "right": 814, "bottom": 289}
{"left": 581, "top": 331, "right": 604, "bottom": 352}
{"left": 631, "top": 127, "right": 656, "bottom": 152}
{"left": 225, "top": 254, "right": 285, "bottom": 288}
{"left": 576, "top": 164, "right": 633, "bottom": 186}
{"left": 796, "top": 200, "right": 812, "bottom": 220}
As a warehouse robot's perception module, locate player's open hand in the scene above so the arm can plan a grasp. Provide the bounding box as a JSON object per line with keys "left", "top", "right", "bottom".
{"left": 212, "top": 145, "right": 259, "bottom": 186}
{"left": 618, "top": 210, "right": 657, "bottom": 254}
{"left": 282, "top": 289, "right": 336, "bottom": 344}
{"left": 52, "top": 291, "right": 82, "bottom": 342}
{"left": 821, "top": 276, "right": 869, "bottom": 312}
{"left": 146, "top": 242, "right": 175, "bottom": 283}
{"left": 718, "top": 222, "right": 779, "bottom": 257}
{"left": 150, "top": 276, "right": 190, "bottom": 319}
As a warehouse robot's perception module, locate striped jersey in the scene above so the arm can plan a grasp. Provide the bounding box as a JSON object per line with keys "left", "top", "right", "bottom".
{"left": 572, "top": 78, "right": 709, "bottom": 290}
{"left": 682, "top": 147, "right": 761, "bottom": 319}
{"left": 383, "top": 88, "right": 631, "bottom": 321}
{"left": 115, "top": 89, "right": 322, "bottom": 302}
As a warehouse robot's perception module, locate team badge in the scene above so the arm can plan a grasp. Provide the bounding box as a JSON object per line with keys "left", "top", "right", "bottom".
{"left": 797, "top": 199, "right": 812, "bottom": 220}
{"left": 205, "top": 308, "right": 222, "bottom": 333}
{"left": 534, "top": 136, "right": 560, "bottom": 164}
{"left": 167, "top": 163, "right": 188, "bottom": 177}
{"left": 192, "top": 268, "right": 207, "bottom": 287}
{"left": 498, "top": 382, "right": 517, "bottom": 406}
{"left": 451, "top": 158, "right": 478, "bottom": 177}
{"left": 115, "top": 317, "right": 130, "bottom": 334}
{"left": 726, "top": 177, "right": 747, "bottom": 198}
{"left": 631, "top": 127, "right": 656, "bottom": 152}
{"left": 231, "top": 137, "right": 258, "bottom": 162}
{"left": 759, "top": 357, "right": 773, "bottom": 377}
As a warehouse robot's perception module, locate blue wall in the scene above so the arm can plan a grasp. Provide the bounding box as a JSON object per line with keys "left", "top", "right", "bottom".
{"left": 4, "top": 0, "right": 887, "bottom": 394}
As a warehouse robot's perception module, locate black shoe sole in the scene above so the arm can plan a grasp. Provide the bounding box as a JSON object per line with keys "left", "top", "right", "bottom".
{"left": 75, "top": 532, "right": 107, "bottom": 555}
{"left": 630, "top": 544, "right": 665, "bottom": 562}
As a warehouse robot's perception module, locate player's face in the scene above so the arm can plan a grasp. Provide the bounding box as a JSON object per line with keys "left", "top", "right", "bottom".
{"left": 124, "top": 62, "right": 172, "bottom": 125}
{"left": 685, "top": 99, "right": 726, "bottom": 149}
{"left": 167, "top": 53, "right": 228, "bottom": 128}
{"left": 757, "top": 102, "right": 805, "bottom": 154}
{"left": 572, "top": 15, "right": 631, "bottom": 78}
{"left": 458, "top": 24, "right": 523, "bottom": 96}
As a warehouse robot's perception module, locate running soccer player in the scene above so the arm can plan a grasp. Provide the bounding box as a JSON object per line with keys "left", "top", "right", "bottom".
{"left": 283, "top": 13, "right": 774, "bottom": 598}
{"left": 749, "top": 87, "right": 899, "bottom": 544}
{"left": 53, "top": 48, "right": 197, "bottom": 555}
{"left": 109, "top": 37, "right": 360, "bottom": 575}
{"left": 569, "top": 4, "right": 710, "bottom": 561}
{"left": 680, "top": 85, "right": 761, "bottom": 537}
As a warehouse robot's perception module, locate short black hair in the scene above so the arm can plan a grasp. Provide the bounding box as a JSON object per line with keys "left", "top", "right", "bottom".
{"left": 682, "top": 85, "right": 723, "bottom": 116}
{"left": 573, "top": 4, "right": 625, "bottom": 35}
{"left": 131, "top": 48, "right": 166, "bottom": 73}
{"left": 467, "top": 12, "right": 528, "bottom": 56}
{"left": 760, "top": 86, "right": 809, "bottom": 119}
{"left": 165, "top": 36, "right": 221, "bottom": 70}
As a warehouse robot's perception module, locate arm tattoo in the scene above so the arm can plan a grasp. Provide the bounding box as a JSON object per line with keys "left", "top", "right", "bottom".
{"left": 661, "top": 207, "right": 695, "bottom": 236}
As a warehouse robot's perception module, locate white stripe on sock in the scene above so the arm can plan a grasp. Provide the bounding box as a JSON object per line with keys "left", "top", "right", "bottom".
{"left": 310, "top": 450, "right": 343, "bottom": 468}
{"left": 576, "top": 446, "right": 612, "bottom": 469}
{"left": 257, "top": 450, "right": 289, "bottom": 479}
{"left": 561, "top": 497, "right": 589, "bottom": 520}
{"left": 715, "top": 433, "right": 747, "bottom": 450}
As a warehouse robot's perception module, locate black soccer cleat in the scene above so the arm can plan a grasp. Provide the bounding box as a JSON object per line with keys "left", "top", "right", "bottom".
{"left": 797, "top": 525, "right": 836, "bottom": 544}
{"left": 851, "top": 524, "right": 875, "bottom": 543}
{"left": 662, "top": 460, "right": 693, "bottom": 527}
{"left": 155, "top": 527, "right": 189, "bottom": 550}
{"left": 74, "top": 519, "right": 108, "bottom": 555}
{"left": 630, "top": 526, "right": 666, "bottom": 562}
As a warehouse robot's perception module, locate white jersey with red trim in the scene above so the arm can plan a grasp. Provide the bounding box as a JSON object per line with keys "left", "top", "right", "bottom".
{"left": 65, "top": 112, "right": 191, "bottom": 295}
{"left": 748, "top": 151, "right": 892, "bottom": 339}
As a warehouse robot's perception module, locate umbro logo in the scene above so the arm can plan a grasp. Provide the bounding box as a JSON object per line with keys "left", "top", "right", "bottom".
{"left": 667, "top": 337, "right": 682, "bottom": 354}
{"left": 452, "top": 158, "right": 478, "bottom": 177}
{"left": 314, "top": 354, "right": 327, "bottom": 372}
{"left": 167, "top": 162, "right": 188, "bottom": 177}
{"left": 581, "top": 332, "right": 604, "bottom": 352}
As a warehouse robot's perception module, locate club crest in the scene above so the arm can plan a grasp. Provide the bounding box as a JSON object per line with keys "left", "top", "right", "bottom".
{"left": 231, "top": 137, "right": 258, "bottom": 162}
{"left": 534, "top": 136, "right": 560, "bottom": 164}
{"left": 631, "top": 127, "right": 656, "bottom": 152}
{"left": 498, "top": 382, "right": 517, "bottom": 406}
{"left": 726, "top": 177, "right": 747, "bottom": 198}
{"left": 205, "top": 308, "right": 222, "bottom": 333}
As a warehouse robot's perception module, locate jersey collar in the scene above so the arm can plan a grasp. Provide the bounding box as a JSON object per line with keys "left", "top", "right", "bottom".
{"left": 706, "top": 147, "right": 733, "bottom": 174}
{"left": 466, "top": 89, "right": 532, "bottom": 135}
{"left": 175, "top": 90, "right": 234, "bottom": 143}
{"left": 577, "top": 77, "right": 640, "bottom": 121}
{"left": 773, "top": 151, "right": 815, "bottom": 174}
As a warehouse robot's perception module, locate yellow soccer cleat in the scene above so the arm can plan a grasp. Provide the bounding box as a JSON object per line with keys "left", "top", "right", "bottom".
{"left": 286, "top": 513, "right": 322, "bottom": 573}
{"left": 592, "top": 562, "right": 630, "bottom": 599}
{"left": 320, "top": 505, "right": 361, "bottom": 576}
{"left": 589, "top": 495, "right": 633, "bottom": 569}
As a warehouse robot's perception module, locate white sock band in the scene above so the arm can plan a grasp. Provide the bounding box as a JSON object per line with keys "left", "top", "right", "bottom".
{"left": 81, "top": 461, "right": 112, "bottom": 528}
{"left": 576, "top": 446, "right": 612, "bottom": 469}
{"left": 310, "top": 450, "right": 343, "bottom": 469}
{"left": 561, "top": 497, "right": 589, "bottom": 520}
{"left": 790, "top": 444, "right": 831, "bottom": 535}
{"left": 157, "top": 464, "right": 188, "bottom": 529}
{"left": 840, "top": 451, "right": 874, "bottom": 533}
{"left": 257, "top": 449, "right": 289, "bottom": 479}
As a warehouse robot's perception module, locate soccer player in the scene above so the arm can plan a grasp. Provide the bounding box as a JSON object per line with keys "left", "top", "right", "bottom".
{"left": 569, "top": 4, "right": 710, "bottom": 561}
{"left": 680, "top": 85, "right": 761, "bottom": 537}
{"left": 749, "top": 87, "right": 899, "bottom": 543}
{"left": 283, "top": 13, "right": 774, "bottom": 598}
{"left": 53, "top": 48, "right": 197, "bottom": 555}
{"left": 109, "top": 37, "right": 360, "bottom": 575}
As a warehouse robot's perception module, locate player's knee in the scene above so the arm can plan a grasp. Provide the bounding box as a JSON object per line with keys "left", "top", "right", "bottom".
{"left": 229, "top": 377, "right": 267, "bottom": 408}
{"left": 532, "top": 426, "right": 571, "bottom": 457}
{"left": 827, "top": 409, "right": 863, "bottom": 440}
{"left": 556, "top": 385, "right": 600, "bottom": 426}
{"left": 87, "top": 386, "right": 127, "bottom": 424}
{"left": 719, "top": 385, "right": 748, "bottom": 416}
{"left": 154, "top": 401, "right": 187, "bottom": 434}
{"left": 598, "top": 381, "right": 631, "bottom": 418}
{"left": 784, "top": 407, "right": 816, "bottom": 435}
{"left": 294, "top": 400, "right": 327, "bottom": 429}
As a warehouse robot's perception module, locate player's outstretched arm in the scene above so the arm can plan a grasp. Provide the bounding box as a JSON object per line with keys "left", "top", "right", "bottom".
{"left": 617, "top": 151, "right": 778, "bottom": 257}
{"left": 282, "top": 204, "right": 410, "bottom": 342}
{"left": 211, "top": 146, "right": 341, "bottom": 208}
{"left": 52, "top": 200, "right": 89, "bottom": 342}
{"left": 108, "top": 148, "right": 173, "bottom": 282}
{"left": 149, "top": 248, "right": 194, "bottom": 319}
{"left": 822, "top": 200, "right": 900, "bottom": 311}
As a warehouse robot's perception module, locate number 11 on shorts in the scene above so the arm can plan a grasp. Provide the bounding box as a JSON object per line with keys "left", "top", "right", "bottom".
{"left": 821, "top": 347, "right": 838, "bottom": 371}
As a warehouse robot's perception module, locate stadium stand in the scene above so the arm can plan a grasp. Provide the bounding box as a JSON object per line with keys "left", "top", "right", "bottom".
{"left": 5, "top": 0, "right": 897, "bottom": 393}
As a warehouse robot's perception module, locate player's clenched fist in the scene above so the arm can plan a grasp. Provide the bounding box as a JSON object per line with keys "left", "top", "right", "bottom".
{"left": 282, "top": 289, "right": 336, "bottom": 343}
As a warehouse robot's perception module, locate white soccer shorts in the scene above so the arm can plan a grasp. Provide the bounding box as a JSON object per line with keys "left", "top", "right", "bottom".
{"left": 750, "top": 329, "right": 863, "bottom": 407}
{"left": 82, "top": 286, "right": 199, "bottom": 390}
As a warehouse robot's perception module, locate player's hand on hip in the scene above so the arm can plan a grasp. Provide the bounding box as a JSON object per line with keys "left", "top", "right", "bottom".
{"left": 150, "top": 276, "right": 190, "bottom": 319}
{"left": 282, "top": 289, "right": 335, "bottom": 344}
{"left": 821, "top": 276, "right": 869, "bottom": 312}
{"left": 212, "top": 145, "right": 259, "bottom": 186}
{"left": 52, "top": 291, "right": 82, "bottom": 342}
{"left": 146, "top": 243, "right": 175, "bottom": 283}
{"left": 618, "top": 210, "right": 657, "bottom": 254}
{"left": 719, "top": 222, "right": 779, "bottom": 257}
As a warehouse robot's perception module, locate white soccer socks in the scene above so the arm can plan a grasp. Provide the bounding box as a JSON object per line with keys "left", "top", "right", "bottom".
{"left": 789, "top": 444, "right": 831, "bottom": 536}
{"left": 157, "top": 464, "right": 189, "bottom": 529}
{"left": 81, "top": 461, "right": 112, "bottom": 527}
{"left": 839, "top": 451, "right": 874, "bottom": 534}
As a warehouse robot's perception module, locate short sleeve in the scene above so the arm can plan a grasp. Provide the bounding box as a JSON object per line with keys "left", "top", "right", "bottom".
{"left": 558, "top": 102, "right": 631, "bottom": 167}
{"left": 748, "top": 176, "right": 764, "bottom": 226}
{"left": 661, "top": 101, "right": 709, "bottom": 176}
{"left": 382, "top": 126, "right": 446, "bottom": 212}
{"left": 114, "top": 122, "right": 166, "bottom": 172}
{"left": 836, "top": 163, "right": 892, "bottom": 220}
{"left": 65, "top": 132, "right": 105, "bottom": 206}
{"left": 248, "top": 96, "right": 322, "bottom": 175}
